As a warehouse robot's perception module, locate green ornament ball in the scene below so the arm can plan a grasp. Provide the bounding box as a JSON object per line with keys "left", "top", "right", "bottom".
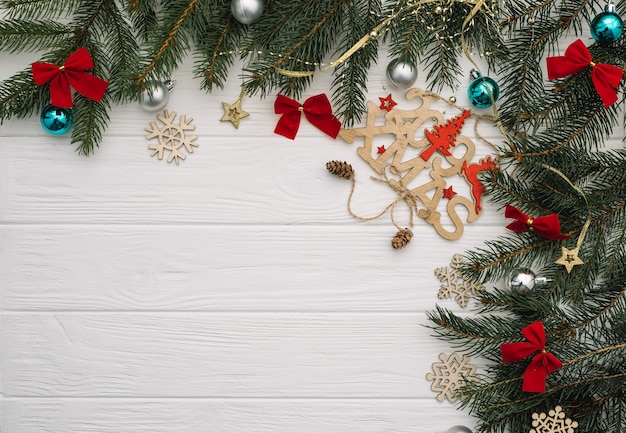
{"left": 467, "top": 70, "right": 500, "bottom": 108}
{"left": 40, "top": 104, "right": 73, "bottom": 135}
{"left": 591, "top": 8, "right": 623, "bottom": 45}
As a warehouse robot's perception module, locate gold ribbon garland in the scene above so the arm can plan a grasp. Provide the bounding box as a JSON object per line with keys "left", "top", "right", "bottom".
{"left": 276, "top": 0, "right": 490, "bottom": 78}
{"left": 540, "top": 163, "right": 592, "bottom": 273}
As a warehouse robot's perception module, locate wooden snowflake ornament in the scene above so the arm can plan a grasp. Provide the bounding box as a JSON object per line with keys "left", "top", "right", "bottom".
{"left": 426, "top": 352, "right": 478, "bottom": 403}
{"left": 530, "top": 406, "right": 578, "bottom": 433}
{"left": 338, "top": 88, "right": 496, "bottom": 240}
{"left": 146, "top": 110, "right": 198, "bottom": 164}
{"left": 435, "top": 254, "right": 485, "bottom": 308}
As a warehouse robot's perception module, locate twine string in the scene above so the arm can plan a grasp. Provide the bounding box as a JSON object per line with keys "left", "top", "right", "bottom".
{"left": 346, "top": 167, "right": 419, "bottom": 231}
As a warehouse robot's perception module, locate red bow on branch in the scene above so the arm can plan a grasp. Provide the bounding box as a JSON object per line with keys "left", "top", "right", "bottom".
{"left": 274, "top": 94, "right": 341, "bottom": 140}
{"left": 501, "top": 321, "right": 563, "bottom": 393}
{"left": 31, "top": 47, "right": 109, "bottom": 108}
{"left": 546, "top": 39, "right": 623, "bottom": 107}
{"left": 505, "top": 204, "right": 570, "bottom": 240}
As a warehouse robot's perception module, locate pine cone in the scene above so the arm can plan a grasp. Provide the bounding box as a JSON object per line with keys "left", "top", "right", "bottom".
{"left": 391, "top": 228, "right": 413, "bottom": 249}
{"left": 326, "top": 160, "right": 354, "bottom": 179}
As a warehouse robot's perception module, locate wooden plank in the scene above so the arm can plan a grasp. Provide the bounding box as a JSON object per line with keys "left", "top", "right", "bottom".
{"left": 0, "top": 134, "right": 504, "bottom": 226}
{"left": 0, "top": 398, "right": 476, "bottom": 433}
{"left": 1, "top": 224, "right": 504, "bottom": 311}
{"left": 2, "top": 313, "right": 479, "bottom": 398}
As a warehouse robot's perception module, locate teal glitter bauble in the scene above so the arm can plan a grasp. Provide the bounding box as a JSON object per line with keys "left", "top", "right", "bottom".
{"left": 591, "top": 9, "right": 623, "bottom": 45}
{"left": 467, "top": 71, "right": 500, "bottom": 108}
{"left": 40, "top": 104, "right": 73, "bottom": 135}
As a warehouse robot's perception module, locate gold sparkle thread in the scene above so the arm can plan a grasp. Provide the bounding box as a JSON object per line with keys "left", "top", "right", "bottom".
{"left": 276, "top": 0, "right": 486, "bottom": 78}
{"left": 541, "top": 164, "right": 591, "bottom": 253}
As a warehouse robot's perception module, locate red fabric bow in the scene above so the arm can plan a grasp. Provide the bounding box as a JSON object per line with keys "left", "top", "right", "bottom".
{"left": 274, "top": 94, "right": 341, "bottom": 140}
{"left": 505, "top": 204, "right": 570, "bottom": 240}
{"left": 501, "top": 321, "right": 563, "bottom": 393}
{"left": 32, "top": 47, "right": 109, "bottom": 108}
{"left": 546, "top": 39, "right": 623, "bottom": 107}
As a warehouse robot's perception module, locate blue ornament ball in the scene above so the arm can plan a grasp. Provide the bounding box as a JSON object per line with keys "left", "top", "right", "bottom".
{"left": 591, "top": 10, "right": 623, "bottom": 45}
{"left": 40, "top": 104, "right": 73, "bottom": 135}
{"left": 467, "top": 72, "right": 500, "bottom": 108}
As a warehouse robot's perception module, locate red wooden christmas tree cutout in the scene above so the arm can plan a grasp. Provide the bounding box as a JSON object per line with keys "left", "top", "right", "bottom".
{"left": 420, "top": 110, "right": 471, "bottom": 161}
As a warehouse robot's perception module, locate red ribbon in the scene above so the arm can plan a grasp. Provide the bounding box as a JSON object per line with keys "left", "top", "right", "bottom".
{"left": 505, "top": 204, "right": 570, "bottom": 240}
{"left": 32, "top": 47, "right": 109, "bottom": 108}
{"left": 274, "top": 94, "right": 341, "bottom": 140}
{"left": 501, "top": 321, "right": 563, "bottom": 393}
{"left": 546, "top": 39, "right": 623, "bottom": 107}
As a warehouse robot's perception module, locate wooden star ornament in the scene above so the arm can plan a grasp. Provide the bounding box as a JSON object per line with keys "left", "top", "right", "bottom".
{"left": 221, "top": 99, "right": 249, "bottom": 128}
{"left": 555, "top": 245, "right": 584, "bottom": 273}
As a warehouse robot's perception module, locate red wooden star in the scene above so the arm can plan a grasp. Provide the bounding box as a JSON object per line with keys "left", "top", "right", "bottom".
{"left": 378, "top": 94, "right": 397, "bottom": 112}
{"left": 443, "top": 185, "right": 457, "bottom": 199}
{"left": 377, "top": 144, "right": 387, "bottom": 154}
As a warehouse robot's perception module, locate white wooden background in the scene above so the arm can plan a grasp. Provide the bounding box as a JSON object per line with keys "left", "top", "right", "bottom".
{"left": 1, "top": 35, "right": 538, "bottom": 432}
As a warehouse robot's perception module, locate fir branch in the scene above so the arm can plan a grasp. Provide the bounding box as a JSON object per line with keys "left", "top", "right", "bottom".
{"left": 134, "top": 0, "right": 201, "bottom": 86}
{"left": 0, "top": 68, "right": 47, "bottom": 121}
{"left": 330, "top": 0, "right": 381, "bottom": 127}
{"left": 95, "top": 1, "right": 140, "bottom": 103}
{"left": 0, "top": 19, "right": 72, "bottom": 52}
{"left": 243, "top": 0, "right": 348, "bottom": 99}
{"left": 0, "top": 0, "right": 83, "bottom": 20}
{"left": 125, "top": 0, "right": 158, "bottom": 41}
{"left": 194, "top": 0, "right": 243, "bottom": 92}
{"left": 70, "top": 94, "right": 110, "bottom": 155}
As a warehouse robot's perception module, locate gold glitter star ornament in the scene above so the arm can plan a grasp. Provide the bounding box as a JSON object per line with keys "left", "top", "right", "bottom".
{"left": 220, "top": 99, "right": 249, "bottom": 128}
{"left": 555, "top": 245, "right": 584, "bottom": 273}
{"left": 220, "top": 86, "right": 249, "bottom": 129}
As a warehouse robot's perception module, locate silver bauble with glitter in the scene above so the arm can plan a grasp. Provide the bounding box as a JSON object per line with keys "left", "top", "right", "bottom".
{"left": 507, "top": 268, "right": 538, "bottom": 294}
{"left": 446, "top": 426, "right": 473, "bottom": 433}
{"left": 139, "top": 80, "right": 172, "bottom": 112}
{"left": 231, "top": 0, "right": 264, "bottom": 25}
{"left": 386, "top": 58, "right": 418, "bottom": 88}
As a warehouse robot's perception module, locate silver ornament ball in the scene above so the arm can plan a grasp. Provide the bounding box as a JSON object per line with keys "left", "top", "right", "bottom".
{"left": 231, "top": 0, "right": 264, "bottom": 25}
{"left": 508, "top": 268, "right": 537, "bottom": 294}
{"left": 139, "top": 80, "right": 171, "bottom": 112}
{"left": 446, "top": 426, "right": 473, "bottom": 433}
{"left": 386, "top": 59, "right": 418, "bottom": 89}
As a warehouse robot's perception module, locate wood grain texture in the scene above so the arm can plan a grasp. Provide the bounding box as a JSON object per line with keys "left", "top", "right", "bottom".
{"left": 1, "top": 399, "right": 474, "bottom": 433}
{"left": 3, "top": 312, "right": 482, "bottom": 398}
{"left": 1, "top": 224, "right": 503, "bottom": 311}
{"left": 1, "top": 47, "right": 512, "bottom": 432}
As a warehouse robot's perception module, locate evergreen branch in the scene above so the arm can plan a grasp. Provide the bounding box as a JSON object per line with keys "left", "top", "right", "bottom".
{"left": 330, "top": 0, "right": 381, "bottom": 127}
{"left": 70, "top": 94, "right": 110, "bottom": 155}
{"left": 0, "top": 19, "right": 72, "bottom": 52}
{"left": 134, "top": 0, "right": 200, "bottom": 86}
{"left": 96, "top": 1, "right": 140, "bottom": 103}
{"left": 0, "top": 68, "right": 46, "bottom": 121}
{"left": 243, "top": 0, "right": 348, "bottom": 98}
{"left": 125, "top": 0, "right": 158, "bottom": 41}
{"left": 1, "top": 0, "right": 83, "bottom": 20}
{"left": 202, "top": 16, "right": 232, "bottom": 89}
{"left": 194, "top": 1, "right": 243, "bottom": 92}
